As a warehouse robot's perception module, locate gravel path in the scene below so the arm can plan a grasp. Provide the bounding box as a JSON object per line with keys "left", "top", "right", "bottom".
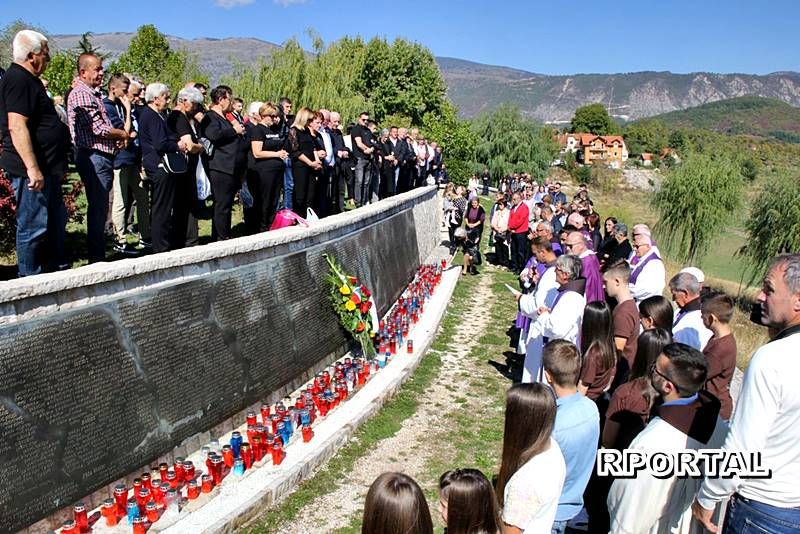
{"left": 279, "top": 272, "right": 495, "bottom": 533}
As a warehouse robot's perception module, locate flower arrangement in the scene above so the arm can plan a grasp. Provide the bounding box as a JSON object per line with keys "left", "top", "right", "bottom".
{"left": 324, "top": 254, "right": 377, "bottom": 358}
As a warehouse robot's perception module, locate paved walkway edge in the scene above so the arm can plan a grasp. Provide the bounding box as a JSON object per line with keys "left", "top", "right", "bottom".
{"left": 158, "top": 267, "right": 461, "bottom": 534}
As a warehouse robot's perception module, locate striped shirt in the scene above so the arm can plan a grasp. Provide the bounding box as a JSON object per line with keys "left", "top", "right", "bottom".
{"left": 67, "top": 79, "right": 117, "bottom": 155}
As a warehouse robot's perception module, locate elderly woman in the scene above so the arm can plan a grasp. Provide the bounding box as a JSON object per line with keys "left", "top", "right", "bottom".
{"left": 464, "top": 197, "right": 486, "bottom": 244}
{"left": 200, "top": 85, "right": 246, "bottom": 240}
{"left": 602, "top": 222, "right": 633, "bottom": 265}
{"left": 491, "top": 196, "right": 510, "bottom": 268}
{"left": 287, "top": 107, "right": 324, "bottom": 217}
{"left": 167, "top": 86, "right": 205, "bottom": 249}
{"left": 138, "top": 82, "right": 190, "bottom": 253}
{"left": 248, "top": 103, "right": 288, "bottom": 231}
{"left": 523, "top": 254, "right": 586, "bottom": 382}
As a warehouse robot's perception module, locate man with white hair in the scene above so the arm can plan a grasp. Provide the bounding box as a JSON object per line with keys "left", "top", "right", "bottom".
{"left": 67, "top": 53, "right": 130, "bottom": 263}
{"left": 329, "top": 111, "right": 350, "bottom": 213}
{"left": 629, "top": 228, "right": 666, "bottom": 303}
{"left": 669, "top": 272, "right": 713, "bottom": 350}
{"left": 564, "top": 231, "right": 605, "bottom": 303}
{"left": 0, "top": 29, "right": 71, "bottom": 276}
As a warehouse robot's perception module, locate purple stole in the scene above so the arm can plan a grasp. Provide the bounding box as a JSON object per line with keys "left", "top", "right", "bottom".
{"left": 629, "top": 252, "right": 662, "bottom": 284}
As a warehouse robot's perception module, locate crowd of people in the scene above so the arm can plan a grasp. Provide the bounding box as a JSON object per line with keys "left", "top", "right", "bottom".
{"left": 0, "top": 29, "right": 447, "bottom": 276}
{"left": 419, "top": 175, "right": 800, "bottom": 533}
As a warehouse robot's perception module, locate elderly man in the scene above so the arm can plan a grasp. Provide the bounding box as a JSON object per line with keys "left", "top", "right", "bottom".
{"left": 524, "top": 254, "right": 586, "bottom": 382}
{"left": 67, "top": 53, "right": 129, "bottom": 263}
{"left": 0, "top": 29, "right": 71, "bottom": 276}
{"left": 518, "top": 237, "right": 561, "bottom": 382}
{"left": 329, "top": 111, "right": 350, "bottom": 214}
{"left": 564, "top": 231, "right": 604, "bottom": 303}
{"left": 315, "top": 109, "right": 335, "bottom": 217}
{"left": 535, "top": 220, "right": 563, "bottom": 255}
{"left": 693, "top": 254, "right": 800, "bottom": 533}
{"left": 602, "top": 221, "right": 633, "bottom": 265}
{"left": 629, "top": 230, "right": 666, "bottom": 303}
{"left": 669, "top": 272, "right": 713, "bottom": 350}
{"left": 609, "top": 343, "right": 727, "bottom": 533}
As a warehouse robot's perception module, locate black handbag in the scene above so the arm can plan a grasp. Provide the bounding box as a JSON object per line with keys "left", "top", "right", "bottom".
{"left": 162, "top": 152, "right": 188, "bottom": 174}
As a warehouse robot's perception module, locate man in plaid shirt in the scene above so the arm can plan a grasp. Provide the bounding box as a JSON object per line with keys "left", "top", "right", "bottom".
{"left": 67, "top": 53, "right": 129, "bottom": 263}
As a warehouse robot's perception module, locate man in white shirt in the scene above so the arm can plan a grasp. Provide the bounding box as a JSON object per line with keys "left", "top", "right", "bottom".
{"left": 608, "top": 343, "right": 728, "bottom": 534}
{"left": 518, "top": 237, "right": 561, "bottom": 382}
{"left": 669, "top": 272, "right": 713, "bottom": 350}
{"left": 693, "top": 254, "right": 800, "bottom": 533}
{"left": 629, "top": 231, "right": 665, "bottom": 303}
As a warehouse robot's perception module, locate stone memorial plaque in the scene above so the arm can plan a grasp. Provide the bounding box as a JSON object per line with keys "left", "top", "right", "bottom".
{"left": 0, "top": 308, "right": 155, "bottom": 533}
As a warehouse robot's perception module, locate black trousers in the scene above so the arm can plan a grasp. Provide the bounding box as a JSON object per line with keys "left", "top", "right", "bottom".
{"left": 292, "top": 162, "right": 316, "bottom": 218}
{"left": 332, "top": 162, "right": 348, "bottom": 214}
{"left": 209, "top": 169, "right": 238, "bottom": 240}
{"left": 510, "top": 232, "right": 529, "bottom": 273}
{"left": 247, "top": 164, "right": 283, "bottom": 232}
{"left": 315, "top": 165, "right": 334, "bottom": 218}
{"left": 494, "top": 234, "right": 509, "bottom": 267}
{"left": 148, "top": 167, "right": 190, "bottom": 253}
{"left": 381, "top": 165, "right": 396, "bottom": 197}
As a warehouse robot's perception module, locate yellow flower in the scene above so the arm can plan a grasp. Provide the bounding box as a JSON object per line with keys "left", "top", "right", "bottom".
{"left": 345, "top": 300, "right": 356, "bottom": 311}
{"left": 339, "top": 285, "right": 351, "bottom": 295}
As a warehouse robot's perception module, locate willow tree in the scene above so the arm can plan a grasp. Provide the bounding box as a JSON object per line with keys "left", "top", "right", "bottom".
{"left": 652, "top": 152, "right": 743, "bottom": 263}
{"left": 740, "top": 172, "right": 800, "bottom": 281}
{"left": 422, "top": 102, "right": 477, "bottom": 185}
{"left": 472, "top": 104, "right": 558, "bottom": 181}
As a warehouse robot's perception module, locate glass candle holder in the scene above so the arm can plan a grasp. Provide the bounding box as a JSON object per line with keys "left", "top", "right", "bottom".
{"left": 132, "top": 516, "right": 146, "bottom": 534}
{"left": 146, "top": 500, "right": 159, "bottom": 523}
{"left": 72, "top": 502, "right": 88, "bottom": 532}
{"left": 126, "top": 498, "right": 139, "bottom": 524}
{"left": 141, "top": 472, "right": 152, "bottom": 491}
{"left": 182, "top": 460, "right": 195, "bottom": 482}
{"left": 261, "top": 404, "right": 271, "bottom": 425}
{"left": 246, "top": 411, "right": 257, "bottom": 426}
{"left": 101, "top": 498, "right": 118, "bottom": 526}
{"left": 233, "top": 458, "right": 245, "bottom": 476}
{"left": 60, "top": 519, "right": 77, "bottom": 534}
{"left": 201, "top": 474, "right": 214, "bottom": 493}
{"left": 187, "top": 479, "right": 200, "bottom": 500}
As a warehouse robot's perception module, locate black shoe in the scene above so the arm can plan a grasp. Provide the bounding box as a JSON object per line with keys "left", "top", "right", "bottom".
{"left": 114, "top": 242, "right": 140, "bottom": 255}
{"left": 135, "top": 240, "right": 152, "bottom": 251}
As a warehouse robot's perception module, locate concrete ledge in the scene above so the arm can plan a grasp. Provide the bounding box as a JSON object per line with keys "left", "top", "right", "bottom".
{"left": 0, "top": 187, "right": 438, "bottom": 324}
{"left": 142, "top": 267, "right": 460, "bottom": 534}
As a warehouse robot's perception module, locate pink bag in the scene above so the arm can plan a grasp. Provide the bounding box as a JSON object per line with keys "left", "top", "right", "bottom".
{"left": 270, "top": 209, "right": 309, "bottom": 230}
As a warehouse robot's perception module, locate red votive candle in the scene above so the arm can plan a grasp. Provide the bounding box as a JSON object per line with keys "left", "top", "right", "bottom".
{"left": 132, "top": 516, "right": 146, "bottom": 534}
{"left": 210, "top": 455, "right": 224, "bottom": 485}
{"left": 302, "top": 424, "right": 313, "bottom": 443}
{"left": 136, "top": 487, "right": 151, "bottom": 514}
{"left": 246, "top": 410, "right": 257, "bottom": 426}
{"left": 165, "top": 470, "right": 178, "bottom": 489}
{"left": 159, "top": 463, "right": 169, "bottom": 480}
{"left": 60, "top": 519, "right": 77, "bottom": 534}
{"left": 140, "top": 472, "right": 152, "bottom": 491}
{"left": 407, "top": 340, "right": 414, "bottom": 354}
{"left": 174, "top": 457, "right": 185, "bottom": 482}
{"left": 222, "top": 445, "right": 234, "bottom": 468}
{"left": 159, "top": 483, "right": 171, "bottom": 506}
{"left": 101, "top": 498, "right": 118, "bottom": 526}
{"left": 146, "top": 500, "right": 159, "bottom": 523}
{"left": 73, "top": 502, "right": 88, "bottom": 532}
{"left": 113, "top": 483, "right": 127, "bottom": 517}
{"left": 271, "top": 441, "right": 283, "bottom": 465}
{"left": 252, "top": 435, "right": 264, "bottom": 462}
{"left": 183, "top": 461, "right": 195, "bottom": 482}
{"left": 261, "top": 404, "right": 271, "bottom": 425}
{"left": 187, "top": 479, "right": 200, "bottom": 500}
{"left": 151, "top": 481, "right": 163, "bottom": 507}
{"left": 201, "top": 474, "right": 214, "bottom": 493}
{"left": 241, "top": 443, "right": 253, "bottom": 470}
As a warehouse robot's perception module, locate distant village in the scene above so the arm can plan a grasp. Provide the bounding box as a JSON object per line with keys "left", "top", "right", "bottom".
{"left": 556, "top": 132, "right": 680, "bottom": 169}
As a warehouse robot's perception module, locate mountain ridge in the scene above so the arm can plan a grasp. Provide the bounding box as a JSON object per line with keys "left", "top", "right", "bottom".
{"left": 49, "top": 32, "right": 800, "bottom": 123}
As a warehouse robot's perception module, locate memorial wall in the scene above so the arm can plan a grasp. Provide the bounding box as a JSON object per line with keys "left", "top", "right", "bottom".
{"left": 0, "top": 187, "right": 440, "bottom": 533}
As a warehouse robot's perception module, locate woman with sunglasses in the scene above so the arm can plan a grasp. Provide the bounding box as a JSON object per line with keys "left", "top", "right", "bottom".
{"left": 248, "top": 103, "right": 288, "bottom": 231}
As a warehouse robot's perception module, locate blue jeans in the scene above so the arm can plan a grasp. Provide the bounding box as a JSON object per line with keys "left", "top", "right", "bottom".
{"left": 76, "top": 149, "right": 114, "bottom": 263}
{"left": 724, "top": 494, "right": 800, "bottom": 533}
{"left": 9, "top": 171, "right": 67, "bottom": 276}
{"left": 282, "top": 159, "right": 293, "bottom": 210}
{"left": 551, "top": 520, "right": 567, "bottom": 534}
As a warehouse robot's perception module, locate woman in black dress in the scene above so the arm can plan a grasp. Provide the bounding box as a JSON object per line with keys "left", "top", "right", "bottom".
{"left": 167, "top": 86, "right": 205, "bottom": 249}
{"left": 287, "top": 107, "right": 324, "bottom": 217}
{"left": 248, "top": 103, "right": 288, "bottom": 230}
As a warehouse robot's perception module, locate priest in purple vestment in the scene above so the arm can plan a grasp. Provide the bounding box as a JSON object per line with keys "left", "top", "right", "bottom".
{"left": 565, "top": 231, "right": 605, "bottom": 303}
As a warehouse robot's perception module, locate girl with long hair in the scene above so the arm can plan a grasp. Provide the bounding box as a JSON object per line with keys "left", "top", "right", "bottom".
{"left": 578, "top": 301, "right": 618, "bottom": 401}
{"left": 439, "top": 468, "right": 501, "bottom": 534}
{"left": 638, "top": 295, "right": 674, "bottom": 335}
{"left": 361, "top": 472, "right": 433, "bottom": 534}
{"left": 496, "top": 383, "right": 565, "bottom": 534}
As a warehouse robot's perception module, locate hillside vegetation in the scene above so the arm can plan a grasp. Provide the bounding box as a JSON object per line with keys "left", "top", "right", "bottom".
{"left": 645, "top": 96, "right": 800, "bottom": 143}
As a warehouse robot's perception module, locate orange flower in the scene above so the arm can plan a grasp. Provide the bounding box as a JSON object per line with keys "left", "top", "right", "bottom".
{"left": 350, "top": 293, "right": 361, "bottom": 305}
{"left": 355, "top": 321, "right": 365, "bottom": 333}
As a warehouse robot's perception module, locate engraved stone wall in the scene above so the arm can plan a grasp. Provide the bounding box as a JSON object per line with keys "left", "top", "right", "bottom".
{"left": 0, "top": 188, "right": 439, "bottom": 532}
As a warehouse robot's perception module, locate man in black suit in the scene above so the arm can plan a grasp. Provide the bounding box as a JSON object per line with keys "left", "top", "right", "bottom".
{"left": 396, "top": 127, "right": 416, "bottom": 194}
{"left": 329, "top": 111, "right": 351, "bottom": 213}
{"left": 382, "top": 126, "right": 403, "bottom": 196}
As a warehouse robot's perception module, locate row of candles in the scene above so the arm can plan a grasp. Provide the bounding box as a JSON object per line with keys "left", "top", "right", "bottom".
{"left": 57, "top": 262, "right": 445, "bottom": 533}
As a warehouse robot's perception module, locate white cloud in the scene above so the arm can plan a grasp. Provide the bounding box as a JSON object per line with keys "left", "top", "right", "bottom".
{"left": 214, "top": 0, "right": 255, "bottom": 8}
{"left": 274, "top": 0, "right": 307, "bottom": 6}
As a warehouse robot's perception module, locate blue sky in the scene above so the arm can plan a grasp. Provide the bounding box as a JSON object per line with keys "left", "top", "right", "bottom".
{"left": 2, "top": 0, "right": 797, "bottom": 75}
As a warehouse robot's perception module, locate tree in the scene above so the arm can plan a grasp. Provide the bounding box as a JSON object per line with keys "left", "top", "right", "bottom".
{"left": 422, "top": 102, "right": 476, "bottom": 185}
{"left": 741, "top": 157, "right": 759, "bottom": 181}
{"left": 624, "top": 119, "right": 668, "bottom": 155}
{"left": 112, "top": 24, "right": 208, "bottom": 91}
{"left": 43, "top": 51, "right": 75, "bottom": 98}
{"left": 75, "top": 32, "right": 109, "bottom": 59}
{"left": 570, "top": 103, "right": 621, "bottom": 135}
{"left": 472, "top": 104, "right": 559, "bottom": 181}
{"left": 668, "top": 129, "right": 689, "bottom": 153}
{"left": 652, "top": 153, "right": 743, "bottom": 263}
{"left": 740, "top": 172, "right": 800, "bottom": 282}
